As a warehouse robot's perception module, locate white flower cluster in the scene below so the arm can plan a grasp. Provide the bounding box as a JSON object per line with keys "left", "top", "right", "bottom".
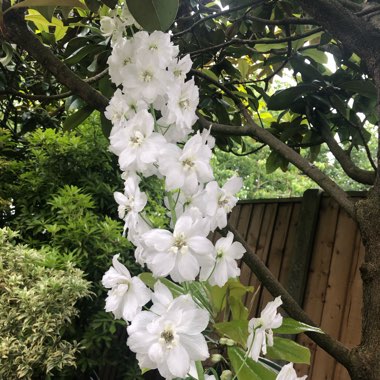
{"left": 105, "top": 27, "right": 246, "bottom": 287}
{"left": 100, "top": 12, "right": 300, "bottom": 379}
{"left": 101, "top": 20, "right": 248, "bottom": 378}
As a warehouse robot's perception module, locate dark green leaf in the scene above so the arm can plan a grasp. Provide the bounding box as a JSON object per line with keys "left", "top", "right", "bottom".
{"left": 9, "top": 0, "right": 86, "bottom": 11}
{"left": 126, "top": 0, "right": 179, "bottom": 32}
{"left": 63, "top": 106, "right": 94, "bottom": 132}
{"left": 266, "top": 150, "right": 284, "bottom": 174}
{"left": 273, "top": 318, "right": 324, "bottom": 335}
{"left": 214, "top": 320, "right": 249, "bottom": 347}
{"left": 267, "top": 84, "right": 318, "bottom": 110}
{"left": 339, "top": 80, "right": 377, "bottom": 99}
{"left": 101, "top": 0, "right": 117, "bottom": 9}
{"left": 266, "top": 337, "right": 311, "bottom": 364}
{"left": 228, "top": 347, "right": 277, "bottom": 380}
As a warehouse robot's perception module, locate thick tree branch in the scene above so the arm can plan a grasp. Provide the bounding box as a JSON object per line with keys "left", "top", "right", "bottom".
{"left": 2, "top": 10, "right": 109, "bottom": 112}
{"left": 318, "top": 122, "right": 376, "bottom": 185}
{"left": 227, "top": 221, "right": 353, "bottom": 370}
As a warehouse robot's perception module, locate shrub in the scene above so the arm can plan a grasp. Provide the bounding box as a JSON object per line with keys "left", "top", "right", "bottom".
{"left": 0, "top": 227, "right": 91, "bottom": 379}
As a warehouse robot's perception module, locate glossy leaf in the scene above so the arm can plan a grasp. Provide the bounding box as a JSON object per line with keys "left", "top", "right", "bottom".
{"left": 228, "top": 347, "right": 277, "bottom": 380}
{"left": 214, "top": 320, "right": 249, "bottom": 347}
{"left": 63, "top": 106, "right": 94, "bottom": 132}
{"left": 273, "top": 317, "right": 324, "bottom": 335}
{"left": 339, "top": 80, "right": 377, "bottom": 99}
{"left": 266, "top": 337, "right": 311, "bottom": 364}
{"left": 267, "top": 84, "right": 318, "bottom": 110}
{"left": 126, "top": 0, "right": 179, "bottom": 32}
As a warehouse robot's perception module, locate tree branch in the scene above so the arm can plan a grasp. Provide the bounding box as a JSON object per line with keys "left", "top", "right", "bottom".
{"left": 227, "top": 221, "right": 353, "bottom": 371}
{"left": 318, "top": 121, "right": 376, "bottom": 185}
{"left": 2, "top": 10, "right": 109, "bottom": 112}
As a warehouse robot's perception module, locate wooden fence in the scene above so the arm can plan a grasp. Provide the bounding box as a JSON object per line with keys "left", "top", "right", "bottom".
{"left": 227, "top": 190, "right": 365, "bottom": 380}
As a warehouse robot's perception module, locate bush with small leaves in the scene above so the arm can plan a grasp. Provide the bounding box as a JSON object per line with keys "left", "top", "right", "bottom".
{"left": 0, "top": 227, "right": 91, "bottom": 379}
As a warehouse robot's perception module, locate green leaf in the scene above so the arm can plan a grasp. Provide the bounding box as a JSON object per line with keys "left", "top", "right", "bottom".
{"left": 267, "top": 84, "right": 318, "bottom": 110}
{"left": 37, "top": 5, "right": 55, "bottom": 21}
{"left": 63, "top": 106, "right": 94, "bottom": 132}
{"left": 214, "top": 320, "right": 249, "bottom": 347}
{"left": 65, "top": 45, "right": 105, "bottom": 65}
{"left": 101, "top": 0, "right": 117, "bottom": 9}
{"left": 139, "top": 272, "right": 184, "bottom": 298}
{"left": 8, "top": 0, "right": 87, "bottom": 11}
{"left": 266, "top": 337, "right": 311, "bottom": 364}
{"left": 228, "top": 347, "right": 277, "bottom": 380}
{"left": 266, "top": 150, "right": 284, "bottom": 174}
{"left": 126, "top": 0, "right": 179, "bottom": 32}
{"left": 273, "top": 318, "right": 324, "bottom": 335}
{"left": 339, "top": 80, "right": 377, "bottom": 99}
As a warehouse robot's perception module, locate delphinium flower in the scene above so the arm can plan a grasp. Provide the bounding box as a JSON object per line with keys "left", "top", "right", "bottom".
{"left": 247, "top": 296, "right": 283, "bottom": 361}
{"left": 200, "top": 231, "right": 246, "bottom": 287}
{"left": 276, "top": 363, "right": 307, "bottom": 380}
{"left": 141, "top": 214, "right": 214, "bottom": 282}
{"left": 109, "top": 109, "right": 166, "bottom": 175}
{"left": 127, "top": 283, "right": 210, "bottom": 379}
{"left": 102, "top": 254, "right": 151, "bottom": 321}
{"left": 113, "top": 175, "right": 150, "bottom": 242}
{"left": 158, "top": 132, "right": 214, "bottom": 195}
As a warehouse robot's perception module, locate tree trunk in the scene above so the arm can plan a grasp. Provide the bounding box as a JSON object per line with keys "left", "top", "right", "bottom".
{"left": 349, "top": 186, "right": 380, "bottom": 380}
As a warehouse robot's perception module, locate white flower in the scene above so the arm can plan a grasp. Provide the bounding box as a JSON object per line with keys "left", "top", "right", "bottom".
{"left": 102, "top": 254, "right": 151, "bottom": 321}
{"left": 168, "top": 54, "right": 193, "bottom": 82}
{"left": 200, "top": 232, "right": 245, "bottom": 287}
{"left": 247, "top": 296, "right": 283, "bottom": 361}
{"left": 163, "top": 78, "right": 199, "bottom": 130}
{"left": 122, "top": 56, "right": 169, "bottom": 104}
{"left": 100, "top": 16, "right": 120, "bottom": 37}
{"left": 276, "top": 363, "right": 307, "bottom": 380}
{"left": 141, "top": 214, "right": 214, "bottom": 282}
{"left": 134, "top": 30, "right": 179, "bottom": 68}
{"left": 159, "top": 133, "right": 214, "bottom": 194}
{"left": 127, "top": 289, "right": 209, "bottom": 379}
{"left": 113, "top": 176, "right": 149, "bottom": 242}
{"left": 107, "top": 37, "right": 137, "bottom": 86}
{"left": 105, "top": 90, "right": 147, "bottom": 127}
{"left": 195, "top": 176, "right": 243, "bottom": 231}
{"left": 109, "top": 109, "right": 166, "bottom": 175}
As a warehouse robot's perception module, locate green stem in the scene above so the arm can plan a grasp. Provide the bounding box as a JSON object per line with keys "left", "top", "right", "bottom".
{"left": 195, "top": 361, "right": 205, "bottom": 380}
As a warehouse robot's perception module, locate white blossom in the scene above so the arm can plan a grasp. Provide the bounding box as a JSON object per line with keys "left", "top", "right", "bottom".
{"left": 107, "top": 37, "right": 137, "bottom": 86}
{"left": 276, "top": 363, "right": 307, "bottom": 380}
{"left": 102, "top": 254, "right": 151, "bottom": 321}
{"left": 141, "top": 214, "right": 214, "bottom": 282}
{"left": 159, "top": 133, "right": 214, "bottom": 194}
{"left": 127, "top": 287, "right": 209, "bottom": 379}
{"left": 109, "top": 109, "right": 166, "bottom": 175}
{"left": 200, "top": 232, "right": 245, "bottom": 287}
{"left": 247, "top": 296, "right": 283, "bottom": 361}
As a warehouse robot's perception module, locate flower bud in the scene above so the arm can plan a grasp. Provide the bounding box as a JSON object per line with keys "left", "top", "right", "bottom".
{"left": 220, "top": 370, "right": 233, "bottom": 380}
{"left": 211, "top": 353, "right": 223, "bottom": 363}
{"left": 225, "top": 338, "right": 235, "bottom": 346}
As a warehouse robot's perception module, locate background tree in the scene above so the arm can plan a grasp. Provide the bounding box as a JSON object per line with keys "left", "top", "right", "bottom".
{"left": 1, "top": 0, "right": 380, "bottom": 379}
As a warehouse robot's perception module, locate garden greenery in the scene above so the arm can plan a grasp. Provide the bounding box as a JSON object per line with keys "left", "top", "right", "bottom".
{"left": 0, "top": 227, "right": 90, "bottom": 379}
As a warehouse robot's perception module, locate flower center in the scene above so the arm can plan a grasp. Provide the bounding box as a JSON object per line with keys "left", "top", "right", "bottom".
{"left": 174, "top": 69, "right": 182, "bottom": 77}
{"left": 171, "top": 233, "right": 188, "bottom": 254}
{"left": 129, "top": 131, "right": 144, "bottom": 147}
{"left": 149, "top": 43, "right": 158, "bottom": 51}
{"left": 216, "top": 249, "right": 224, "bottom": 260}
{"left": 182, "top": 158, "right": 195, "bottom": 171}
{"left": 142, "top": 70, "right": 153, "bottom": 82}
{"left": 218, "top": 195, "right": 231, "bottom": 210}
{"left": 179, "top": 98, "right": 190, "bottom": 110}
{"left": 161, "top": 329, "right": 174, "bottom": 344}
{"left": 123, "top": 57, "right": 132, "bottom": 66}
